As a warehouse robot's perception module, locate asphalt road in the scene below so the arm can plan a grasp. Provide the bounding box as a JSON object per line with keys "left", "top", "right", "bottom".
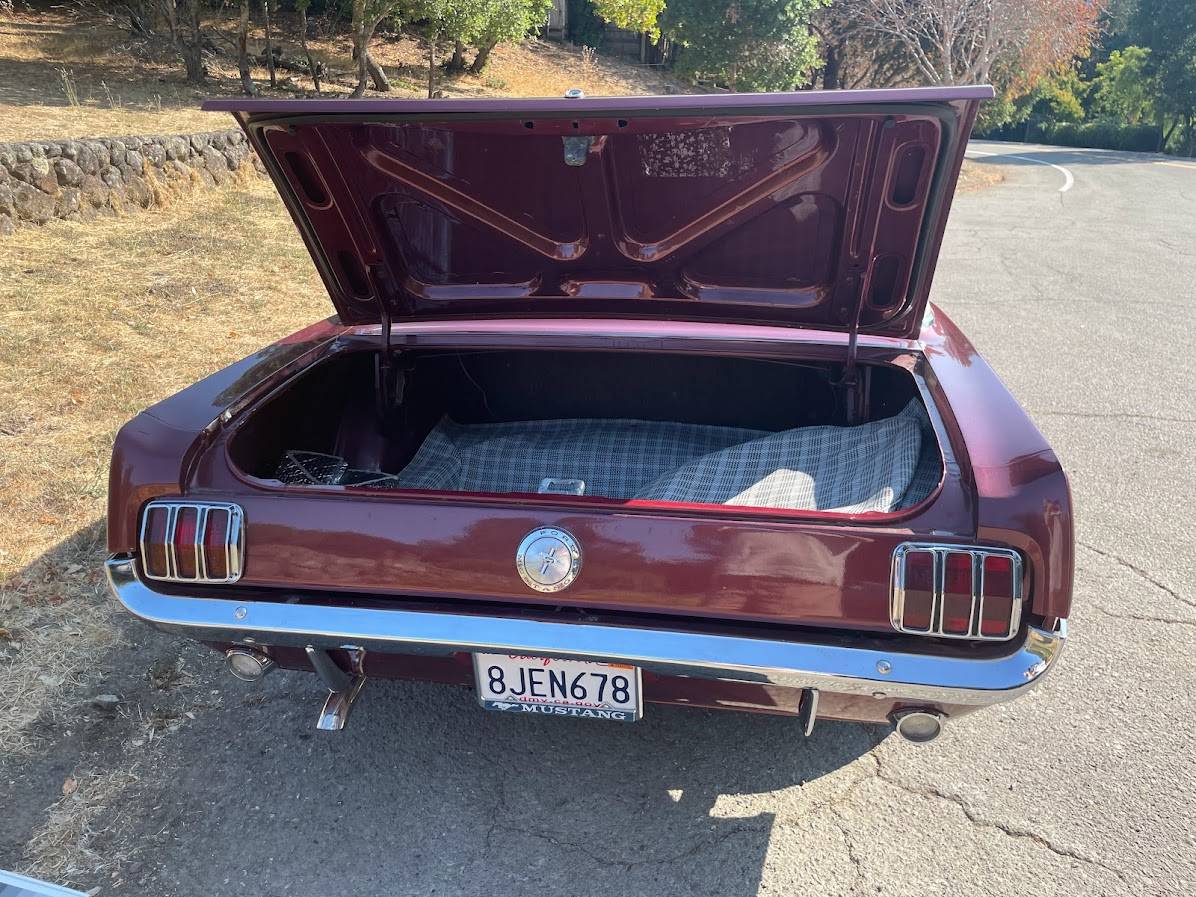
{"left": 43, "top": 143, "right": 1196, "bottom": 895}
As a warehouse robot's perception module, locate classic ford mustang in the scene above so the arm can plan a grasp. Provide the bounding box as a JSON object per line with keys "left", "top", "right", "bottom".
{"left": 105, "top": 86, "right": 1071, "bottom": 743}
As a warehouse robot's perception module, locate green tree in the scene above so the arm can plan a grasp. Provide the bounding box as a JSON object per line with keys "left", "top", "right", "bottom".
{"left": 661, "top": 0, "right": 830, "bottom": 92}
{"left": 591, "top": 0, "right": 664, "bottom": 39}
{"left": 1131, "top": 0, "right": 1196, "bottom": 153}
{"left": 976, "top": 67, "right": 1088, "bottom": 134}
{"left": 408, "top": 0, "right": 455, "bottom": 96}
{"left": 1027, "top": 68, "right": 1089, "bottom": 122}
{"left": 1093, "top": 46, "right": 1154, "bottom": 125}
{"left": 464, "top": 0, "right": 554, "bottom": 74}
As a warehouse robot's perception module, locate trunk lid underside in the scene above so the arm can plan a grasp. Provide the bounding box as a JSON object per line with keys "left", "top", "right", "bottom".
{"left": 206, "top": 87, "right": 990, "bottom": 337}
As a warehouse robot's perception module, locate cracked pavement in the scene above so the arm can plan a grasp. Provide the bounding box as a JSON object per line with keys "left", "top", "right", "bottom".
{"left": 19, "top": 143, "right": 1196, "bottom": 896}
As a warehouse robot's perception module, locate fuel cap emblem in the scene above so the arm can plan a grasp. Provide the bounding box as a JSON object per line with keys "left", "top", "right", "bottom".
{"left": 516, "top": 527, "right": 581, "bottom": 592}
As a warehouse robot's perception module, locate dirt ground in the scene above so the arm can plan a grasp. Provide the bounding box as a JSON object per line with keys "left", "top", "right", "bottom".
{"left": 0, "top": 6, "right": 678, "bottom": 143}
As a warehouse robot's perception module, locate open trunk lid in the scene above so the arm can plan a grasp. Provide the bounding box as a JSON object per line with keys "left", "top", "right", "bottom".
{"left": 205, "top": 87, "right": 991, "bottom": 338}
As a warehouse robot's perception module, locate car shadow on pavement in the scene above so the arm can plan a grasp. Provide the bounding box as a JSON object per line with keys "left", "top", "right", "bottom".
{"left": 126, "top": 659, "right": 884, "bottom": 897}
{"left": 3, "top": 527, "right": 881, "bottom": 895}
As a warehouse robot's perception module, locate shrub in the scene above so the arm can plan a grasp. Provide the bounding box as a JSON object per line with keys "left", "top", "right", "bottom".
{"left": 1028, "top": 119, "right": 1160, "bottom": 152}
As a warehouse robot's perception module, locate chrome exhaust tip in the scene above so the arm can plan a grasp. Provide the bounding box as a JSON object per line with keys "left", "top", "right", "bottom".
{"left": 225, "top": 647, "right": 275, "bottom": 681}
{"left": 892, "top": 709, "right": 945, "bottom": 744}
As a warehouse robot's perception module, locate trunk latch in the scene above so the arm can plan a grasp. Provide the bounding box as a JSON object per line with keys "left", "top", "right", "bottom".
{"left": 563, "top": 136, "right": 594, "bottom": 166}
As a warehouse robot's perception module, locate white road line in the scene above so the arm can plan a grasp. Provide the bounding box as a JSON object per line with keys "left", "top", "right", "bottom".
{"left": 966, "top": 149, "right": 1074, "bottom": 193}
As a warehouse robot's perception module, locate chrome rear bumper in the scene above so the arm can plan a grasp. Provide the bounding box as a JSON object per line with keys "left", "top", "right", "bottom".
{"left": 105, "top": 557, "right": 1065, "bottom": 707}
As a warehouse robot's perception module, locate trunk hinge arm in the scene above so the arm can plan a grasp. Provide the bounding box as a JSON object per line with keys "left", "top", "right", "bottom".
{"left": 369, "top": 265, "right": 403, "bottom": 424}
{"left": 835, "top": 269, "right": 866, "bottom": 425}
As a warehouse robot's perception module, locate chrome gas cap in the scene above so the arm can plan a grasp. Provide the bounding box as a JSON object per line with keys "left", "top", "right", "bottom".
{"left": 516, "top": 527, "right": 581, "bottom": 592}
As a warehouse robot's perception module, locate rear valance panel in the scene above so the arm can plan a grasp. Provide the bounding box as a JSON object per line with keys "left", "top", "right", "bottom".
{"left": 205, "top": 88, "right": 990, "bottom": 336}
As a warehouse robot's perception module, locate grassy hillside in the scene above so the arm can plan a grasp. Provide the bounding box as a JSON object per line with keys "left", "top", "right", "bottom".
{"left": 0, "top": 7, "right": 680, "bottom": 143}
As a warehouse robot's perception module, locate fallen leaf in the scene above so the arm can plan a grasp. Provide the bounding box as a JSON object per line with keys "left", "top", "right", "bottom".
{"left": 62, "top": 776, "right": 77, "bottom": 796}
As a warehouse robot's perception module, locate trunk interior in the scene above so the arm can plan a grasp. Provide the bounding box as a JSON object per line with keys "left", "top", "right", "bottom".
{"left": 228, "top": 348, "right": 943, "bottom": 516}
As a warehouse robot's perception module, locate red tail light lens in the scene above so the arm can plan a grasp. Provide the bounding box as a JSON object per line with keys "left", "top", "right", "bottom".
{"left": 173, "top": 506, "right": 199, "bottom": 579}
{"left": 900, "top": 551, "right": 935, "bottom": 631}
{"left": 139, "top": 501, "right": 244, "bottom": 584}
{"left": 203, "top": 508, "right": 230, "bottom": 580}
{"left": 892, "top": 544, "right": 1023, "bottom": 641}
{"left": 940, "top": 552, "right": 975, "bottom": 635}
{"left": 980, "top": 554, "right": 1017, "bottom": 638}
{"left": 142, "top": 505, "right": 171, "bottom": 579}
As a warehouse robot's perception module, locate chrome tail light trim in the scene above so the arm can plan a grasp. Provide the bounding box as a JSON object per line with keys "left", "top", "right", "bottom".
{"left": 139, "top": 501, "right": 245, "bottom": 584}
{"left": 890, "top": 543, "right": 1023, "bottom": 642}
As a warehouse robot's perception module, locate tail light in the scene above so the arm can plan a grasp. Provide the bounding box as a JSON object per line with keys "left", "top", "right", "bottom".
{"left": 139, "top": 501, "right": 244, "bottom": 583}
{"left": 890, "top": 543, "right": 1023, "bottom": 641}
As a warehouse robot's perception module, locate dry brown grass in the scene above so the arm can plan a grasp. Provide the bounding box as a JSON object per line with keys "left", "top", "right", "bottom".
{"left": 0, "top": 179, "right": 326, "bottom": 754}
{"left": 0, "top": 10, "right": 228, "bottom": 141}
{"left": 0, "top": 7, "right": 681, "bottom": 143}
{"left": 20, "top": 766, "right": 144, "bottom": 882}
{"left": 957, "top": 159, "right": 1004, "bottom": 192}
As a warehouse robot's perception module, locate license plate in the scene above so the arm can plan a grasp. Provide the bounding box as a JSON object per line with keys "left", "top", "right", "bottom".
{"left": 473, "top": 653, "right": 642, "bottom": 722}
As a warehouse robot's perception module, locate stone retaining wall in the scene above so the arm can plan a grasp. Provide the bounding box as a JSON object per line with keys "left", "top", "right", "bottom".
{"left": 0, "top": 128, "right": 262, "bottom": 235}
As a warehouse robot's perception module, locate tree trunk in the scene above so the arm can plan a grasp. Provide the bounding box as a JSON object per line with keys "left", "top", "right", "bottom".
{"left": 1161, "top": 115, "right": 1179, "bottom": 152}
{"left": 262, "top": 0, "right": 276, "bottom": 88}
{"left": 237, "top": 0, "right": 255, "bottom": 94}
{"left": 469, "top": 39, "right": 496, "bottom": 75}
{"left": 159, "top": 0, "right": 179, "bottom": 45}
{"left": 821, "top": 43, "right": 841, "bottom": 90}
{"left": 351, "top": 40, "right": 389, "bottom": 95}
{"left": 427, "top": 38, "right": 435, "bottom": 98}
{"left": 350, "top": 0, "right": 369, "bottom": 98}
{"left": 447, "top": 40, "right": 466, "bottom": 72}
{"left": 181, "top": 0, "right": 204, "bottom": 82}
{"left": 297, "top": 4, "right": 320, "bottom": 93}
{"left": 366, "top": 51, "right": 390, "bottom": 90}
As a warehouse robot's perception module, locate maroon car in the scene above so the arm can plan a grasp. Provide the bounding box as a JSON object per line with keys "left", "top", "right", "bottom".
{"left": 105, "top": 86, "right": 1070, "bottom": 744}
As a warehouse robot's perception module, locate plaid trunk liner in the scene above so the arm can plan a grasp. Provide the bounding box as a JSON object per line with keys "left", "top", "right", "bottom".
{"left": 274, "top": 400, "right": 938, "bottom": 513}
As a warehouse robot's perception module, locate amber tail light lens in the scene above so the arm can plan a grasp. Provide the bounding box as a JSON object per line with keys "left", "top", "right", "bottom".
{"left": 139, "top": 501, "right": 244, "bottom": 583}
{"left": 891, "top": 544, "right": 1024, "bottom": 641}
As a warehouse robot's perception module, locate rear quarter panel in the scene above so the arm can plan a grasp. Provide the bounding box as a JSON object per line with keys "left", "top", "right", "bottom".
{"left": 920, "top": 304, "right": 1074, "bottom": 621}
